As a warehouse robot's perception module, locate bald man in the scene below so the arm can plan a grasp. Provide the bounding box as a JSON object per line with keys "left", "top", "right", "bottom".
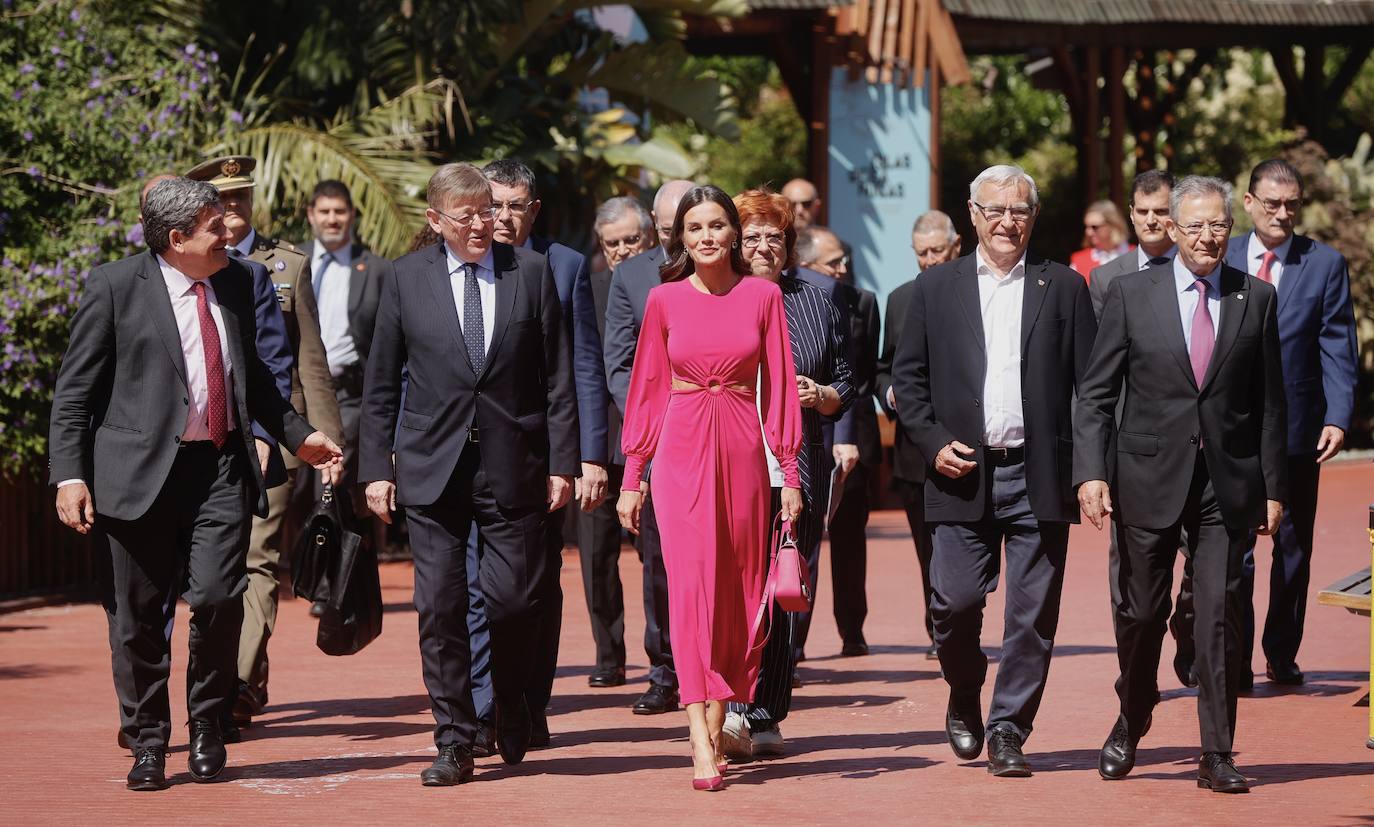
{"left": 601, "top": 179, "right": 694, "bottom": 715}
{"left": 783, "top": 178, "right": 822, "bottom": 230}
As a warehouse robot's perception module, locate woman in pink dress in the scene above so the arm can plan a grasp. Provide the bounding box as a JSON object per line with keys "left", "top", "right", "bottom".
{"left": 617, "top": 185, "right": 803, "bottom": 790}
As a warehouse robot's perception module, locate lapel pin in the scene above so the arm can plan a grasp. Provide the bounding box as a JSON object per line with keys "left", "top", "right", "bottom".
{"left": 355, "top": 262, "right": 366, "bottom": 271}
{"left": 1236, "top": 293, "right": 1245, "bottom": 300}
{"left": 1037, "top": 279, "right": 1045, "bottom": 286}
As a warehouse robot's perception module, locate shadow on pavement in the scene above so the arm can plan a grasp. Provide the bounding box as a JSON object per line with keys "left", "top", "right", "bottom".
{"left": 793, "top": 693, "right": 907, "bottom": 711}
{"left": 265, "top": 694, "right": 431, "bottom": 723}
{"left": 541, "top": 724, "right": 683, "bottom": 750}
{"left": 242, "top": 719, "right": 434, "bottom": 742}
{"left": 783, "top": 729, "right": 947, "bottom": 755}
{"left": 724, "top": 754, "right": 938, "bottom": 783}
{"left": 0, "top": 663, "right": 79, "bottom": 680}
{"left": 1133, "top": 760, "right": 1374, "bottom": 787}
{"left": 1022, "top": 744, "right": 1202, "bottom": 774}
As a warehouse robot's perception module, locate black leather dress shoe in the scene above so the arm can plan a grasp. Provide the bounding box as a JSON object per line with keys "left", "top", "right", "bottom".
{"left": 632, "top": 684, "right": 679, "bottom": 715}
{"left": 925, "top": 646, "right": 940, "bottom": 661}
{"left": 588, "top": 667, "right": 627, "bottom": 688}
{"left": 945, "top": 696, "right": 985, "bottom": 761}
{"left": 986, "top": 728, "right": 1031, "bottom": 777}
{"left": 1266, "top": 661, "right": 1304, "bottom": 685}
{"left": 840, "top": 640, "right": 869, "bottom": 657}
{"left": 495, "top": 698, "right": 532, "bottom": 765}
{"left": 472, "top": 719, "right": 496, "bottom": 758}
{"left": 1198, "top": 752, "right": 1249, "bottom": 793}
{"left": 1238, "top": 670, "right": 1254, "bottom": 693}
{"left": 220, "top": 717, "right": 242, "bottom": 745}
{"left": 232, "top": 681, "right": 264, "bottom": 726}
{"left": 118, "top": 729, "right": 132, "bottom": 752}
{"left": 188, "top": 718, "right": 227, "bottom": 782}
{"left": 1168, "top": 613, "right": 1196, "bottom": 688}
{"left": 421, "top": 745, "right": 474, "bottom": 786}
{"left": 127, "top": 747, "right": 167, "bottom": 791}
{"left": 1098, "top": 713, "right": 1151, "bottom": 780}
{"left": 530, "top": 711, "right": 551, "bottom": 749}
{"left": 1173, "top": 652, "right": 1199, "bottom": 688}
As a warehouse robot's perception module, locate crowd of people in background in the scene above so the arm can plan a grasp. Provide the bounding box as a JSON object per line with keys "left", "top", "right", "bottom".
{"left": 48, "top": 150, "right": 1356, "bottom": 797}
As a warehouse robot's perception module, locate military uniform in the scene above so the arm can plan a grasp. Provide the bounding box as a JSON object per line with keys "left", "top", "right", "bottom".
{"left": 186, "top": 156, "right": 344, "bottom": 721}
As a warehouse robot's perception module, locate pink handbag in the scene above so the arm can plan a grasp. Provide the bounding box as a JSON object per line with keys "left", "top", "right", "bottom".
{"left": 749, "top": 513, "right": 813, "bottom": 652}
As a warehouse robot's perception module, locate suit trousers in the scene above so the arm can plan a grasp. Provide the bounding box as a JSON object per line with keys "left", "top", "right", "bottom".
{"left": 895, "top": 479, "right": 936, "bottom": 645}
{"left": 829, "top": 462, "right": 871, "bottom": 648}
{"left": 638, "top": 491, "right": 676, "bottom": 689}
{"left": 930, "top": 461, "right": 1068, "bottom": 741}
{"left": 1114, "top": 453, "right": 1247, "bottom": 754}
{"left": 731, "top": 487, "right": 822, "bottom": 730}
{"left": 408, "top": 444, "right": 550, "bottom": 748}
{"left": 465, "top": 524, "right": 493, "bottom": 722}
{"left": 238, "top": 465, "right": 297, "bottom": 694}
{"left": 99, "top": 440, "right": 251, "bottom": 750}
{"left": 577, "top": 463, "right": 627, "bottom": 671}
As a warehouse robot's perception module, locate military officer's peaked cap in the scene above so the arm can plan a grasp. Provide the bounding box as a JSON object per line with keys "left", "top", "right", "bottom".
{"left": 186, "top": 155, "right": 256, "bottom": 192}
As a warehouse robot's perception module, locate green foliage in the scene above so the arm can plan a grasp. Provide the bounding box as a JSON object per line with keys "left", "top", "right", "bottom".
{"left": 1164, "top": 51, "right": 1293, "bottom": 183}
{"left": 0, "top": 0, "right": 228, "bottom": 477}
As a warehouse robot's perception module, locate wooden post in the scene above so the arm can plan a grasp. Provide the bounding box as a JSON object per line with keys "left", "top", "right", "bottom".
{"left": 1302, "top": 42, "right": 1327, "bottom": 142}
{"left": 1134, "top": 51, "right": 1158, "bottom": 172}
{"left": 930, "top": 46, "right": 942, "bottom": 209}
{"left": 1108, "top": 46, "right": 1126, "bottom": 206}
{"left": 1084, "top": 46, "right": 1102, "bottom": 206}
{"left": 1368, "top": 506, "right": 1373, "bottom": 749}
{"left": 811, "top": 15, "right": 832, "bottom": 226}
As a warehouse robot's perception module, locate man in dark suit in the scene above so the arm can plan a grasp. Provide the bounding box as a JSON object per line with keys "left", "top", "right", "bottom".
{"left": 1171, "top": 160, "right": 1357, "bottom": 690}
{"left": 1076, "top": 175, "right": 1286, "bottom": 793}
{"left": 185, "top": 155, "right": 346, "bottom": 728}
{"left": 893, "top": 165, "right": 1097, "bottom": 777}
{"left": 50, "top": 177, "right": 341, "bottom": 791}
{"left": 1089, "top": 170, "right": 1177, "bottom": 321}
{"left": 579, "top": 196, "right": 656, "bottom": 691}
{"left": 602, "top": 178, "right": 694, "bottom": 715}
{"left": 798, "top": 225, "right": 880, "bottom": 658}
{"left": 361, "top": 162, "right": 579, "bottom": 786}
{"left": 876, "top": 210, "right": 962, "bottom": 661}
{"left": 477, "top": 159, "right": 610, "bottom": 748}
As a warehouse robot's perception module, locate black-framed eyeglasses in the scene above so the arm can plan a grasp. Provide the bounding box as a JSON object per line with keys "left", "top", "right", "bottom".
{"left": 973, "top": 202, "right": 1035, "bottom": 223}
{"left": 492, "top": 199, "right": 536, "bottom": 217}
{"left": 433, "top": 206, "right": 496, "bottom": 227}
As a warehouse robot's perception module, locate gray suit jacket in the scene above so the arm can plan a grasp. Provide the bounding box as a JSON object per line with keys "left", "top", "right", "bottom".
{"left": 1089, "top": 250, "right": 1172, "bottom": 322}
{"left": 603, "top": 246, "right": 667, "bottom": 415}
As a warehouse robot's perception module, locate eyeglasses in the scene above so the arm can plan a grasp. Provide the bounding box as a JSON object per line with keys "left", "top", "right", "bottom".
{"left": 434, "top": 206, "right": 495, "bottom": 227}
{"left": 1177, "top": 220, "right": 1233, "bottom": 238}
{"left": 1084, "top": 223, "right": 1105, "bottom": 231}
{"left": 742, "top": 232, "right": 786, "bottom": 250}
{"left": 790, "top": 199, "right": 816, "bottom": 210}
{"left": 973, "top": 202, "right": 1035, "bottom": 223}
{"left": 821, "top": 254, "right": 850, "bottom": 270}
{"left": 492, "top": 199, "right": 536, "bottom": 217}
{"left": 601, "top": 234, "right": 643, "bottom": 251}
{"left": 1257, "top": 197, "right": 1302, "bottom": 215}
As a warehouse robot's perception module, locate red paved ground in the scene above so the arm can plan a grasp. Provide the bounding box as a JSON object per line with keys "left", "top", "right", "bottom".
{"left": 3, "top": 461, "right": 1372, "bottom": 823}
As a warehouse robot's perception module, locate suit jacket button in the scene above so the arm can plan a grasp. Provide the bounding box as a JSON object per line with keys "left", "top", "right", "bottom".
{"left": 173, "top": 436, "right": 181, "bottom": 443}
{"left": 1189, "top": 435, "right": 1198, "bottom": 444}
{"left": 973, "top": 399, "right": 981, "bottom": 407}
{"left": 182, "top": 397, "right": 189, "bottom": 405}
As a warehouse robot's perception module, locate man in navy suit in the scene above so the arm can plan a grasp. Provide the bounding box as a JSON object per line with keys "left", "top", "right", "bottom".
{"left": 472, "top": 159, "right": 609, "bottom": 749}
{"left": 602, "top": 178, "right": 694, "bottom": 715}
{"left": 1174, "top": 159, "right": 1356, "bottom": 689}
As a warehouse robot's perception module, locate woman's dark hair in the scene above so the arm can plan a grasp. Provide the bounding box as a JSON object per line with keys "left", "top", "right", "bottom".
{"left": 658, "top": 185, "right": 751, "bottom": 283}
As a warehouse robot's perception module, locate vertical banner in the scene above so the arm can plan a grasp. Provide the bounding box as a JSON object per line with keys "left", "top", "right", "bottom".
{"left": 826, "top": 68, "right": 934, "bottom": 334}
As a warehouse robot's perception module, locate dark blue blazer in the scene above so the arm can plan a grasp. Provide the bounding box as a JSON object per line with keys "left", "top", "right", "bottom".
{"left": 244, "top": 256, "right": 294, "bottom": 487}
{"left": 792, "top": 266, "right": 857, "bottom": 446}
{"left": 1225, "top": 233, "right": 1356, "bottom": 455}
{"left": 531, "top": 235, "right": 609, "bottom": 465}
{"left": 603, "top": 246, "right": 667, "bottom": 466}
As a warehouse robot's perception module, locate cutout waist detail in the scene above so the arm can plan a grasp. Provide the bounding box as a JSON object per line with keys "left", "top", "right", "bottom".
{"left": 672, "top": 377, "right": 753, "bottom": 395}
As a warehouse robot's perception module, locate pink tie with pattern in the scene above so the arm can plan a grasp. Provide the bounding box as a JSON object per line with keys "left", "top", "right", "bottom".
{"left": 1188, "top": 278, "right": 1214, "bottom": 387}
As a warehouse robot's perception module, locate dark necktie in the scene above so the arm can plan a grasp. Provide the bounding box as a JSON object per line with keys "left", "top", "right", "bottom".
{"left": 461, "top": 262, "right": 485, "bottom": 374}
{"left": 192, "top": 281, "right": 229, "bottom": 447}
{"left": 1188, "top": 278, "right": 1214, "bottom": 386}
{"left": 313, "top": 253, "right": 334, "bottom": 296}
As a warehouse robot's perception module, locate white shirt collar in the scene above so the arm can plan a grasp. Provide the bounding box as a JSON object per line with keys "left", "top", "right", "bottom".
{"left": 155, "top": 253, "right": 203, "bottom": 297}
{"left": 231, "top": 228, "right": 256, "bottom": 259}
{"left": 444, "top": 243, "right": 495, "bottom": 277}
{"left": 974, "top": 246, "right": 1027, "bottom": 280}
{"left": 1173, "top": 255, "right": 1222, "bottom": 294}
{"left": 1247, "top": 231, "right": 1292, "bottom": 266}
{"left": 519, "top": 236, "right": 533, "bottom": 250}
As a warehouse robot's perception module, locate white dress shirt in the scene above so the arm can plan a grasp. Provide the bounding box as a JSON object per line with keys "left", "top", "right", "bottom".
{"left": 446, "top": 243, "right": 497, "bottom": 357}
{"left": 1173, "top": 256, "right": 1222, "bottom": 353}
{"left": 311, "top": 240, "right": 360, "bottom": 376}
{"left": 1245, "top": 231, "right": 1292, "bottom": 292}
{"left": 975, "top": 247, "right": 1026, "bottom": 449}
{"left": 1138, "top": 244, "right": 1176, "bottom": 270}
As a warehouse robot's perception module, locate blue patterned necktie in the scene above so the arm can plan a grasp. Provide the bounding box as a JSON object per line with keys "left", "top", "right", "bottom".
{"left": 313, "top": 252, "right": 334, "bottom": 296}
{"left": 461, "top": 262, "right": 485, "bottom": 374}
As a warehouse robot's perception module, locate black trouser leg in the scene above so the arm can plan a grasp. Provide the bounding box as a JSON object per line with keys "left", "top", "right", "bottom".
{"left": 1252, "top": 453, "right": 1321, "bottom": 668}
{"left": 829, "top": 463, "right": 871, "bottom": 647}
{"left": 897, "top": 480, "right": 935, "bottom": 645}
{"left": 577, "top": 464, "right": 627, "bottom": 671}
{"left": 638, "top": 491, "right": 675, "bottom": 689}
{"left": 524, "top": 509, "right": 565, "bottom": 727}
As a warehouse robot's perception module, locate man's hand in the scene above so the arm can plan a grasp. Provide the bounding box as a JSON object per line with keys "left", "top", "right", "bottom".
{"left": 547, "top": 474, "right": 573, "bottom": 512}
{"left": 321, "top": 462, "right": 343, "bottom": 487}
{"left": 56, "top": 482, "right": 96, "bottom": 534}
{"left": 617, "top": 489, "right": 643, "bottom": 535}
{"left": 1316, "top": 425, "right": 1345, "bottom": 463}
{"left": 365, "top": 480, "right": 397, "bottom": 524}
{"left": 833, "top": 443, "right": 859, "bottom": 486}
{"left": 295, "top": 431, "right": 344, "bottom": 472}
{"left": 1078, "top": 479, "right": 1113, "bottom": 530}
{"left": 934, "top": 440, "right": 978, "bottom": 479}
{"left": 780, "top": 486, "right": 803, "bottom": 523}
{"left": 576, "top": 462, "right": 609, "bottom": 512}
{"left": 1257, "top": 499, "right": 1283, "bottom": 535}
{"left": 255, "top": 438, "right": 272, "bottom": 477}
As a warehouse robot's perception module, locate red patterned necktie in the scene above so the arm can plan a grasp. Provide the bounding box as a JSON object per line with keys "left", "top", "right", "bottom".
{"left": 1256, "top": 250, "right": 1277, "bottom": 283}
{"left": 192, "top": 281, "right": 228, "bottom": 448}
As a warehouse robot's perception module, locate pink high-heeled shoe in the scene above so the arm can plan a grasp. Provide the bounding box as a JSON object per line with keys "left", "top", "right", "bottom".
{"left": 692, "top": 775, "right": 725, "bottom": 792}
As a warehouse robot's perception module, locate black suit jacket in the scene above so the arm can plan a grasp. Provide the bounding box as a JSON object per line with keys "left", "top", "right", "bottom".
{"left": 303, "top": 239, "right": 390, "bottom": 368}
{"left": 891, "top": 253, "right": 1098, "bottom": 523}
{"left": 589, "top": 267, "right": 623, "bottom": 465}
{"left": 48, "top": 251, "right": 314, "bottom": 520}
{"left": 876, "top": 277, "right": 925, "bottom": 485}
{"left": 1074, "top": 262, "right": 1287, "bottom": 530}
{"left": 359, "top": 241, "right": 579, "bottom": 510}
{"left": 842, "top": 283, "right": 881, "bottom": 468}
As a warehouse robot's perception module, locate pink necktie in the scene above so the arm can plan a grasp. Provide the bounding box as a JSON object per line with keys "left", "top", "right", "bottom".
{"left": 1256, "top": 250, "right": 1276, "bottom": 283}
{"left": 192, "top": 281, "right": 228, "bottom": 448}
{"left": 1189, "top": 278, "right": 1214, "bottom": 387}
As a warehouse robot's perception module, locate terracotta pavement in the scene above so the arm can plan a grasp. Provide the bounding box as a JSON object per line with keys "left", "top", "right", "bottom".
{"left": 3, "top": 461, "right": 1372, "bottom": 824}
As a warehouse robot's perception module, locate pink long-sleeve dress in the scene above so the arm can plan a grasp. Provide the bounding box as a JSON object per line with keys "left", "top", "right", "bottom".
{"left": 622, "top": 276, "right": 803, "bottom": 705}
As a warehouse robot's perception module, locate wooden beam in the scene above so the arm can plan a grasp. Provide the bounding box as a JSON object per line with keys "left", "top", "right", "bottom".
{"left": 1326, "top": 44, "right": 1374, "bottom": 110}
{"left": 880, "top": 0, "right": 902, "bottom": 84}
{"left": 928, "top": 1, "right": 971, "bottom": 84}
{"left": 810, "top": 18, "right": 832, "bottom": 226}
{"left": 1051, "top": 46, "right": 1085, "bottom": 137}
{"left": 912, "top": 0, "right": 928, "bottom": 88}
{"left": 1270, "top": 46, "right": 1301, "bottom": 127}
{"left": 897, "top": 0, "right": 918, "bottom": 87}
{"left": 867, "top": 0, "right": 888, "bottom": 69}
{"left": 930, "top": 48, "right": 942, "bottom": 209}
{"left": 1108, "top": 45, "right": 1126, "bottom": 206}
{"left": 1132, "top": 50, "right": 1158, "bottom": 172}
